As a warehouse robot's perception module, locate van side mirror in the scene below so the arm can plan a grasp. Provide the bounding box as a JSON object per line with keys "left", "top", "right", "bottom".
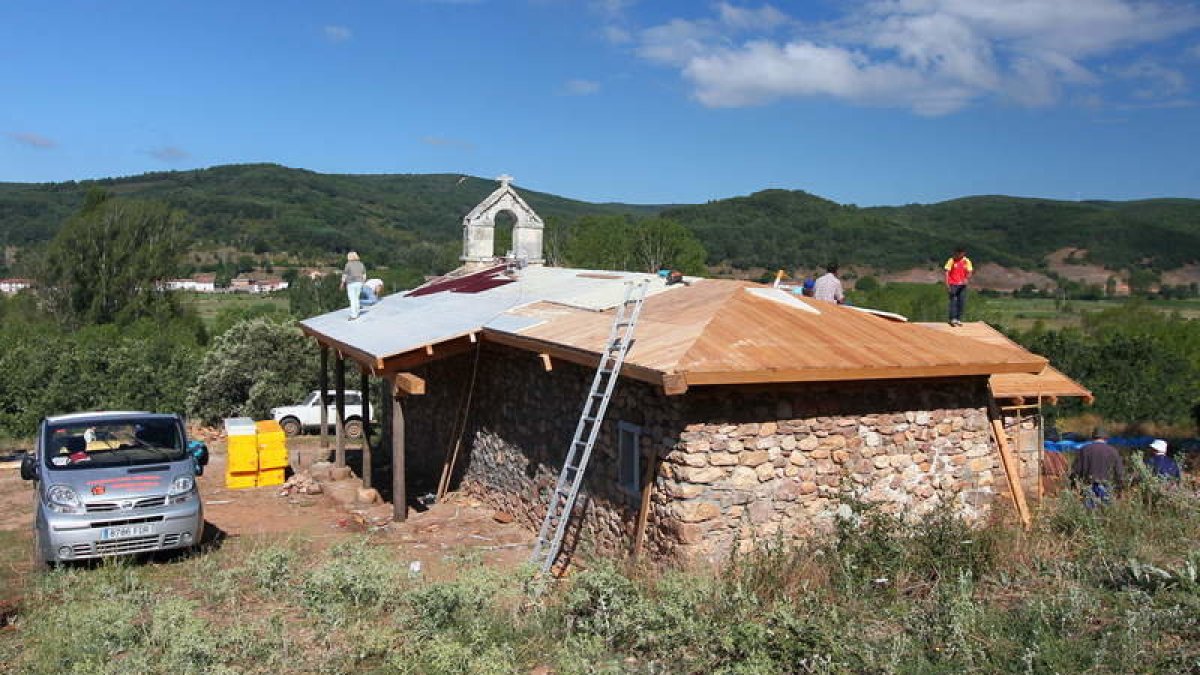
{"left": 19, "top": 454, "right": 37, "bottom": 481}
{"left": 188, "top": 440, "right": 209, "bottom": 475}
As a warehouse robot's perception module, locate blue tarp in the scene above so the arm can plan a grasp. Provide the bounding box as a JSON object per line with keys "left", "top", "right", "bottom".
{"left": 1045, "top": 436, "right": 1196, "bottom": 453}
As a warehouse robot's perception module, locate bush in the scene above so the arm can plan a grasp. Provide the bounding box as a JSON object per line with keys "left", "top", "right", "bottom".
{"left": 187, "top": 317, "right": 318, "bottom": 424}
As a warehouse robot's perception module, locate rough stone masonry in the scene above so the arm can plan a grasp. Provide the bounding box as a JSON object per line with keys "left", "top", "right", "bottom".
{"left": 404, "top": 344, "right": 1031, "bottom": 566}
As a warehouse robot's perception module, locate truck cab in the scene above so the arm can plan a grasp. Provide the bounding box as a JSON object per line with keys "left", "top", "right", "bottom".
{"left": 21, "top": 411, "right": 207, "bottom": 566}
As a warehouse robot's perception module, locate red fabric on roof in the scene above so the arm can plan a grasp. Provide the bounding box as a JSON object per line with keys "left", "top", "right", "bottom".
{"left": 405, "top": 264, "right": 513, "bottom": 297}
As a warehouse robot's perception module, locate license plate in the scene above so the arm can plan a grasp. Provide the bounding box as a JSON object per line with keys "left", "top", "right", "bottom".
{"left": 101, "top": 524, "right": 153, "bottom": 540}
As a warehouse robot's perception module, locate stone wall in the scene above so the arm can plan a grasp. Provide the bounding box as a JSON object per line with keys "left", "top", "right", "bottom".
{"left": 659, "top": 380, "right": 1008, "bottom": 564}
{"left": 403, "top": 345, "right": 1030, "bottom": 566}
{"left": 404, "top": 344, "right": 684, "bottom": 559}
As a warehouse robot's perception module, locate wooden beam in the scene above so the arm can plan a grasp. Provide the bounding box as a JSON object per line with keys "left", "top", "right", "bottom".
{"left": 683, "top": 360, "right": 1044, "bottom": 387}
{"left": 393, "top": 372, "right": 426, "bottom": 396}
{"left": 631, "top": 448, "right": 659, "bottom": 560}
{"left": 319, "top": 345, "right": 329, "bottom": 450}
{"left": 539, "top": 353, "right": 553, "bottom": 371}
{"left": 335, "top": 355, "right": 346, "bottom": 468}
{"left": 360, "top": 367, "right": 371, "bottom": 490}
{"left": 379, "top": 335, "right": 476, "bottom": 374}
{"left": 299, "top": 324, "right": 385, "bottom": 371}
{"left": 661, "top": 373, "right": 688, "bottom": 396}
{"left": 388, "top": 375, "right": 407, "bottom": 523}
{"left": 987, "top": 391, "right": 1032, "bottom": 530}
{"left": 482, "top": 330, "right": 666, "bottom": 389}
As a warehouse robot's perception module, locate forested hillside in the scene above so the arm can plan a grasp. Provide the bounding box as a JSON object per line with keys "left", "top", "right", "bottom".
{"left": 662, "top": 191, "right": 1200, "bottom": 272}
{"left": 2, "top": 164, "right": 1197, "bottom": 277}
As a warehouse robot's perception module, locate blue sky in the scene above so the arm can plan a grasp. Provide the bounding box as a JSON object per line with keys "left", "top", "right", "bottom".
{"left": 2, "top": 0, "right": 1198, "bottom": 205}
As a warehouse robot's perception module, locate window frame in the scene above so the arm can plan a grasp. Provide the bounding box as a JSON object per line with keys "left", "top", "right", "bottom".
{"left": 617, "top": 421, "right": 642, "bottom": 497}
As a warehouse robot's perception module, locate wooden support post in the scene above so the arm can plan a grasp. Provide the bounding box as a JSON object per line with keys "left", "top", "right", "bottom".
{"left": 632, "top": 449, "right": 659, "bottom": 560}
{"left": 387, "top": 375, "right": 407, "bottom": 522}
{"left": 319, "top": 345, "right": 329, "bottom": 450}
{"left": 988, "top": 392, "right": 1031, "bottom": 529}
{"left": 335, "top": 355, "right": 346, "bottom": 468}
{"left": 360, "top": 367, "right": 371, "bottom": 490}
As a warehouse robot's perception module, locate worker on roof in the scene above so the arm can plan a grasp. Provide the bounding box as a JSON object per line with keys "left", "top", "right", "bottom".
{"left": 813, "top": 263, "right": 845, "bottom": 304}
{"left": 341, "top": 252, "right": 367, "bottom": 320}
{"left": 361, "top": 278, "right": 384, "bottom": 306}
{"left": 944, "top": 246, "right": 973, "bottom": 327}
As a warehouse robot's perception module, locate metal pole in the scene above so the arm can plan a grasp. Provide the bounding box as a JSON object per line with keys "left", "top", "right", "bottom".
{"left": 319, "top": 345, "right": 329, "bottom": 450}
{"left": 360, "top": 367, "right": 371, "bottom": 489}
{"left": 335, "top": 355, "right": 346, "bottom": 468}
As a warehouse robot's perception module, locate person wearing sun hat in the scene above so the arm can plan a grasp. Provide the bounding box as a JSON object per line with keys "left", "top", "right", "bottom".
{"left": 1146, "top": 439, "right": 1181, "bottom": 481}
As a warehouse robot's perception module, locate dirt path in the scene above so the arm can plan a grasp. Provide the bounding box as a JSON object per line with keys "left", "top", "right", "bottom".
{"left": 0, "top": 436, "right": 534, "bottom": 588}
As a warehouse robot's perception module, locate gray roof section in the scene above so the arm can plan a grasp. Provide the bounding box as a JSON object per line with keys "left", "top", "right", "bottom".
{"left": 299, "top": 266, "right": 692, "bottom": 363}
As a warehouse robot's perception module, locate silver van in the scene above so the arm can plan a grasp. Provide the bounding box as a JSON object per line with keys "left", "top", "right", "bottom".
{"left": 20, "top": 411, "right": 208, "bottom": 566}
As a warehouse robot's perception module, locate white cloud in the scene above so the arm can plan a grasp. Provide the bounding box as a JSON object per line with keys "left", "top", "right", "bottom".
{"left": 631, "top": 0, "right": 1200, "bottom": 114}
{"left": 563, "top": 78, "right": 601, "bottom": 95}
{"left": 1113, "top": 59, "right": 1188, "bottom": 99}
{"left": 323, "top": 25, "right": 353, "bottom": 43}
{"left": 148, "top": 146, "right": 189, "bottom": 162}
{"left": 5, "top": 131, "right": 56, "bottom": 148}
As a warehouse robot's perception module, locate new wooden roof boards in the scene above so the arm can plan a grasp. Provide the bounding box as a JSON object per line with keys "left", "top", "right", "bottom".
{"left": 918, "top": 322, "right": 1093, "bottom": 402}
{"left": 500, "top": 280, "right": 1047, "bottom": 391}
{"left": 301, "top": 266, "right": 1054, "bottom": 391}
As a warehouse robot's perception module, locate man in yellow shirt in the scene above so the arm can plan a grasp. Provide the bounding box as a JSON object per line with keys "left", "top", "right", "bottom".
{"left": 944, "top": 247, "right": 973, "bottom": 326}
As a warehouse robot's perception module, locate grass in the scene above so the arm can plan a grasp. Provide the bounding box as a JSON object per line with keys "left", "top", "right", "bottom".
{"left": 176, "top": 292, "right": 290, "bottom": 330}
{"left": 3, "top": 481, "right": 1199, "bottom": 673}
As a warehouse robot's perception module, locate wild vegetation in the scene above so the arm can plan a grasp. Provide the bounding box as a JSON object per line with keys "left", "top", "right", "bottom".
{"left": 4, "top": 481, "right": 1198, "bottom": 673}
{"left": 2, "top": 165, "right": 1197, "bottom": 284}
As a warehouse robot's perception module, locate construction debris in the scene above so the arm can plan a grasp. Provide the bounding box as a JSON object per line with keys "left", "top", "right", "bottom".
{"left": 277, "top": 471, "right": 324, "bottom": 497}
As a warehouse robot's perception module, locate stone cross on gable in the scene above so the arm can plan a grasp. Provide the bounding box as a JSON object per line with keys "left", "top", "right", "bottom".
{"left": 496, "top": 174, "right": 514, "bottom": 187}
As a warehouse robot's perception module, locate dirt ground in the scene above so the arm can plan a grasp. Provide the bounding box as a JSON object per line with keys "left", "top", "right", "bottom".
{"left": 0, "top": 433, "right": 535, "bottom": 592}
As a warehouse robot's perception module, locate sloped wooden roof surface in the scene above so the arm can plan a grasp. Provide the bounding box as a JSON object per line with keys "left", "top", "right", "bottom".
{"left": 918, "top": 322, "right": 1093, "bottom": 402}
{"left": 503, "top": 280, "right": 1047, "bottom": 388}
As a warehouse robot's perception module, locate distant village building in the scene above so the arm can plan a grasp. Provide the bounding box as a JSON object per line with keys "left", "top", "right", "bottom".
{"left": 164, "top": 273, "right": 218, "bottom": 292}
{"left": 0, "top": 278, "right": 33, "bottom": 294}
{"left": 299, "top": 176, "right": 1090, "bottom": 566}
{"left": 230, "top": 274, "right": 288, "bottom": 293}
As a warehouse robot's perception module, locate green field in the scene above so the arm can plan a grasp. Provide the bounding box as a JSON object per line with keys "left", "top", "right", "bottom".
{"left": 977, "top": 296, "right": 1200, "bottom": 331}
{"left": 176, "top": 292, "right": 290, "bottom": 329}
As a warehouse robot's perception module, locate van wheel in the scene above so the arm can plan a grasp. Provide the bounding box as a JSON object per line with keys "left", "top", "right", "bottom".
{"left": 344, "top": 419, "right": 364, "bottom": 440}
{"left": 31, "top": 530, "right": 49, "bottom": 571}
{"left": 280, "top": 417, "right": 302, "bottom": 437}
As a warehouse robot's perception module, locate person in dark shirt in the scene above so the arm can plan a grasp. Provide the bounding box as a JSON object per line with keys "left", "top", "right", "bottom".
{"left": 1146, "top": 439, "right": 1181, "bottom": 481}
{"left": 1071, "top": 427, "right": 1125, "bottom": 508}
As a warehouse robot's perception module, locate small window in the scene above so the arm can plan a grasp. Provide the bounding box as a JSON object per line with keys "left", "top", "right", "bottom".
{"left": 345, "top": 392, "right": 362, "bottom": 406}
{"left": 618, "top": 421, "right": 642, "bottom": 496}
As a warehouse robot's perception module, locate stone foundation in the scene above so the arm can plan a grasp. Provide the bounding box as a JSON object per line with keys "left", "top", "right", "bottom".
{"left": 403, "top": 344, "right": 1031, "bottom": 566}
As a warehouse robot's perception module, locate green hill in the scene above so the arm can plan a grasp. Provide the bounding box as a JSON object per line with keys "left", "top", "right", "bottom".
{"left": 2, "top": 164, "right": 1197, "bottom": 277}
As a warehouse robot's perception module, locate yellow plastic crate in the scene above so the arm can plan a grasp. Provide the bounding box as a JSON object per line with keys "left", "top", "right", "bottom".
{"left": 226, "top": 435, "right": 259, "bottom": 473}
{"left": 258, "top": 447, "right": 289, "bottom": 470}
{"left": 257, "top": 468, "right": 286, "bottom": 487}
{"left": 225, "top": 471, "right": 258, "bottom": 490}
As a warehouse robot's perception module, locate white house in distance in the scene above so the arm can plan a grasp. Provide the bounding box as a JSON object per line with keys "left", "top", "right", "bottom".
{"left": 0, "top": 278, "right": 33, "bottom": 294}
{"left": 164, "top": 273, "right": 218, "bottom": 292}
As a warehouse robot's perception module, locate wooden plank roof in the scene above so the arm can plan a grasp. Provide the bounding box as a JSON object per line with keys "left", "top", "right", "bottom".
{"left": 504, "top": 280, "right": 1047, "bottom": 389}
{"left": 917, "top": 322, "right": 1093, "bottom": 402}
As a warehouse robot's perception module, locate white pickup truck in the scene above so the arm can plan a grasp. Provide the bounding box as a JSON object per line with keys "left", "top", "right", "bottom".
{"left": 270, "top": 390, "right": 369, "bottom": 439}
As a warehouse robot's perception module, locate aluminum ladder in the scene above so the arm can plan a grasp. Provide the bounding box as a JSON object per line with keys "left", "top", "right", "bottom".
{"left": 530, "top": 279, "right": 650, "bottom": 576}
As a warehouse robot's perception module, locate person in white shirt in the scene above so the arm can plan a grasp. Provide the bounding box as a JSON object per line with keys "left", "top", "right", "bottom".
{"left": 813, "top": 264, "right": 845, "bottom": 304}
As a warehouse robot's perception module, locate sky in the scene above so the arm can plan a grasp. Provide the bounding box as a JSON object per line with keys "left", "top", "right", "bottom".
{"left": 1, "top": 0, "right": 1199, "bottom": 206}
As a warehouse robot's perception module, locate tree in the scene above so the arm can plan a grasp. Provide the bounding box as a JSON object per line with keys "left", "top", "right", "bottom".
{"left": 39, "top": 191, "right": 184, "bottom": 325}
{"left": 186, "top": 317, "right": 318, "bottom": 424}
{"left": 288, "top": 275, "right": 343, "bottom": 318}
{"left": 631, "top": 218, "right": 707, "bottom": 274}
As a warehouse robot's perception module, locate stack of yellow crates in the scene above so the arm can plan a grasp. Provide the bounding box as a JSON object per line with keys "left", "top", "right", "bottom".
{"left": 255, "top": 420, "right": 288, "bottom": 487}
{"left": 224, "top": 417, "right": 259, "bottom": 489}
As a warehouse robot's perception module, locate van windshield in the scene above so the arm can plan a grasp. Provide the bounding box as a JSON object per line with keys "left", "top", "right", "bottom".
{"left": 43, "top": 418, "right": 186, "bottom": 471}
